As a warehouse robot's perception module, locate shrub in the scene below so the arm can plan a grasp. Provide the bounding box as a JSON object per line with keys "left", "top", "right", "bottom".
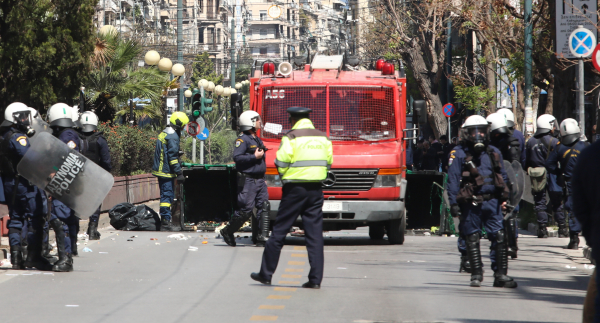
{"left": 98, "top": 123, "right": 157, "bottom": 176}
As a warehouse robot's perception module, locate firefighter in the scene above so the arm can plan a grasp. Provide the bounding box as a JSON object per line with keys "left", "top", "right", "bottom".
{"left": 251, "top": 107, "right": 333, "bottom": 289}
{"left": 78, "top": 111, "right": 111, "bottom": 240}
{"left": 152, "top": 112, "right": 189, "bottom": 231}
{"left": 220, "top": 110, "right": 269, "bottom": 247}
{"left": 546, "top": 118, "right": 589, "bottom": 249}
{"left": 448, "top": 115, "right": 516, "bottom": 288}
{"left": 525, "top": 114, "right": 565, "bottom": 238}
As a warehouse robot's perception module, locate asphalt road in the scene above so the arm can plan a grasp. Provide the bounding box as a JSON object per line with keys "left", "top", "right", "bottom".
{"left": 0, "top": 228, "right": 592, "bottom": 323}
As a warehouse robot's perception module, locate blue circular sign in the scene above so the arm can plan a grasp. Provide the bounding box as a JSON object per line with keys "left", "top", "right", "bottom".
{"left": 443, "top": 103, "right": 455, "bottom": 118}
{"left": 569, "top": 27, "right": 596, "bottom": 58}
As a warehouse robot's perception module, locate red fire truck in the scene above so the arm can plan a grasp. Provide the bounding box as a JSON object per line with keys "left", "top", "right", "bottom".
{"left": 249, "top": 55, "right": 408, "bottom": 244}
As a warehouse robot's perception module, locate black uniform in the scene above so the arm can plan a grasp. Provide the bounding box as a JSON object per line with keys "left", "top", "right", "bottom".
{"left": 79, "top": 131, "right": 111, "bottom": 225}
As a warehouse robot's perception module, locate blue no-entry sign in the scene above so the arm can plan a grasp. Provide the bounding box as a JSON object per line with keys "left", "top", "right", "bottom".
{"left": 442, "top": 103, "right": 455, "bottom": 118}
{"left": 569, "top": 26, "right": 596, "bottom": 58}
{"left": 196, "top": 127, "right": 210, "bottom": 141}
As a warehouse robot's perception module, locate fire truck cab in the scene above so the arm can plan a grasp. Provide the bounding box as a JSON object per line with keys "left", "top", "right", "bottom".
{"left": 249, "top": 55, "right": 408, "bottom": 244}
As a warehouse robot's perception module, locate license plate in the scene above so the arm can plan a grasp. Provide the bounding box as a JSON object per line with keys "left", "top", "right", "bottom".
{"left": 323, "top": 202, "right": 343, "bottom": 211}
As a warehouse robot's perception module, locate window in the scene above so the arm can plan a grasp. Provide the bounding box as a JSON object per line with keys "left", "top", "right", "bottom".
{"left": 199, "top": 0, "right": 203, "bottom": 12}
{"left": 216, "top": 29, "right": 221, "bottom": 44}
{"left": 247, "top": 29, "right": 253, "bottom": 37}
{"left": 207, "top": 28, "right": 215, "bottom": 44}
{"left": 260, "top": 29, "right": 267, "bottom": 39}
{"left": 260, "top": 47, "right": 267, "bottom": 55}
{"left": 260, "top": 10, "right": 267, "bottom": 20}
{"left": 199, "top": 27, "right": 204, "bottom": 43}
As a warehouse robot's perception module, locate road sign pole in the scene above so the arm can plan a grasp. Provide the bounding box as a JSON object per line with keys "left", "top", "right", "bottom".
{"left": 192, "top": 138, "right": 197, "bottom": 163}
{"left": 448, "top": 117, "right": 451, "bottom": 138}
{"left": 200, "top": 141, "right": 204, "bottom": 165}
{"left": 579, "top": 57, "right": 585, "bottom": 138}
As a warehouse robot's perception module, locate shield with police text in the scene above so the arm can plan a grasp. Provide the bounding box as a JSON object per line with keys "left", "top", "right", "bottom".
{"left": 511, "top": 161, "right": 525, "bottom": 204}
{"left": 17, "top": 132, "right": 114, "bottom": 219}
{"left": 503, "top": 160, "right": 518, "bottom": 207}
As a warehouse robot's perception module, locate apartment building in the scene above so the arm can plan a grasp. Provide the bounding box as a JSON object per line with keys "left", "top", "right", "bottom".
{"left": 299, "top": 0, "right": 348, "bottom": 55}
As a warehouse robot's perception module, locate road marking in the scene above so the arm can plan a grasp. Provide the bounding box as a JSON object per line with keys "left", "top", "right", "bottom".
{"left": 285, "top": 268, "right": 304, "bottom": 272}
{"left": 281, "top": 274, "right": 302, "bottom": 278}
{"left": 267, "top": 295, "right": 291, "bottom": 299}
{"left": 293, "top": 246, "right": 306, "bottom": 250}
{"left": 259, "top": 305, "right": 285, "bottom": 310}
{"left": 291, "top": 254, "right": 307, "bottom": 257}
{"left": 288, "top": 261, "right": 305, "bottom": 265}
{"left": 274, "top": 287, "right": 297, "bottom": 291}
{"left": 278, "top": 281, "right": 300, "bottom": 284}
{"left": 250, "top": 315, "right": 278, "bottom": 321}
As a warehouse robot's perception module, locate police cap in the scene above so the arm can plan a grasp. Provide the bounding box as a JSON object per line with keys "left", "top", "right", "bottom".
{"left": 287, "top": 107, "right": 312, "bottom": 118}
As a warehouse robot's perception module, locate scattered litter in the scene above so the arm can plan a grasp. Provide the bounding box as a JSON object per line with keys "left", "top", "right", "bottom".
{"left": 0, "top": 259, "right": 11, "bottom": 267}
{"left": 188, "top": 246, "right": 199, "bottom": 251}
{"left": 111, "top": 238, "right": 115, "bottom": 241}
{"left": 585, "top": 264, "right": 596, "bottom": 270}
{"left": 337, "top": 267, "right": 347, "bottom": 269}
{"left": 202, "top": 241, "right": 208, "bottom": 244}
{"left": 197, "top": 230, "right": 203, "bottom": 232}
{"left": 450, "top": 235, "right": 456, "bottom": 237}
{"left": 77, "top": 233, "right": 88, "bottom": 239}
{"left": 127, "top": 239, "right": 133, "bottom": 241}
{"left": 99, "top": 252, "right": 108, "bottom": 254}
{"left": 167, "top": 241, "right": 171, "bottom": 243}
{"left": 167, "top": 234, "right": 188, "bottom": 240}
{"left": 188, "top": 235, "right": 191, "bottom": 238}
{"left": 150, "top": 238, "right": 158, "bottom": 240}
{"left": 76, "top": 242, "right": 80, "bottom": 246}
{"left": 155, "top": 243, "right": 161, "bottom": 245}
{"left": 65, "top": 305, "right": 79, "bottom": 307}
{"left": 130, "top": 236, "right": 138, "bottom": 238}
{"left": 204, "top": 237, "right": 209, "bottom": 240}
{"left": 82, "top": 247, "right": 93, "bottom": 253}
{"left": 423, "top": 232, "right": 431, "bottom": 236}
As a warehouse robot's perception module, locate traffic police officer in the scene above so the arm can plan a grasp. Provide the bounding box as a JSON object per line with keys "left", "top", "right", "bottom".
{"left": 152, "top": 112, "right": 189, "bottom": 231}
{"left": 78, "top": 111, "right": 111, "bottom": 240}
{"left": 251, "top": 107, "right": 333, "bottom": 289}
{"left": 448, "top": 115, "right": 516, "bottom": 288}
{"left": 546, "top": 118, "right": 589, "bottom": 249}
{"left": 497, "top": 108, "right": 526, "bottom": 167}
{"left": 525, "top": 114, "right": 565, "bottom": 238}
{"left": 0, "top": 103, "right": 53, "bottom": 270}
{"left": 220, "top": 110, "right": 269, "bottom": 247}
{"left": 47, "top": 103, "right": 81, "bottom": 271}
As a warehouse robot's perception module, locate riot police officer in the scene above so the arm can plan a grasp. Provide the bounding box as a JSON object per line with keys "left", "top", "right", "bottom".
{"left": 220, "top": 110, "right": 269, "bottom": 247}
{"left": 546, "top": 118, "right": 589, "bottom": 249}
{"left": 251, "top": 107, "right": 333, "bottom": 289}
{"left": 78, "top": 111, "right": 111, "bottom": 240}
{"left": 526, "top": 114, "right": 565, "bottom": 238}
{"left": 47, "top": 103, "right": 82, "bottom": 271}
{"left": 0, "top": 102, "right": 53, "bottom": 270}
{"left": 497, "top": 108, "right": 526, "bottom": 167}
{"left": 448, "top": 115, "right": 516, "bottom": 288}
{"left": 152, "top": 112, "right": 189, "bottom": 231}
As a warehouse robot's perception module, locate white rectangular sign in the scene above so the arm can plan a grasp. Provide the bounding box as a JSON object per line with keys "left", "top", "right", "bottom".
{"left": 556, "top": 0, "right": 598, "bottom": 59}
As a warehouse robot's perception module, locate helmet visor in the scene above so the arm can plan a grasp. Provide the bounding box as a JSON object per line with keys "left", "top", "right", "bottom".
{"left": 466, "top": 126, "right": 488, "bottom": 143}
{"left": 252, "top": 115, "right": 263, "bottom": 131}
{"left": 13, "top": 111, "right": 32, "bottom": 126}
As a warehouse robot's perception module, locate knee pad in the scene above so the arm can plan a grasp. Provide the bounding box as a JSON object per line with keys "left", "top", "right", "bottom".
{"left": 261, "top": 201, "right": 271, "bottom": 213}
{"left": 496, "top": 230, "right": 505, "bottom": 243}
{"left": 466, "top": 233, "right": 480, "bottom": 243}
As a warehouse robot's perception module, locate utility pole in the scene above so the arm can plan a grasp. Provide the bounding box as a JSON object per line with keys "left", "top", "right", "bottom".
{"left": 177, "top": 0, "right": 183, "bottom": 112}
{"left": 446, "top": 14, "right": 452, "bottom": 138}
{"left": 231, "top": 19, "right": 236, "bottom": 87}
{"left": 523, "top": 0, "right": 533, "bottom": 136}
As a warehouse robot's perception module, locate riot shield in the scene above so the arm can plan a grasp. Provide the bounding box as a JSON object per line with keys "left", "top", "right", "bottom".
{"left": 504, "top": 160, "right": 518, "bottom": 207}
{"left": 511, "top": 161, "right": 525, "bottom": 205}
{"left": 17, "top": 132, "right": 114, "bottom": 219}
{"left": 503, "top": 160, "right": 519, "bottom": 252}
{"left": 29, "top": 113, "right": 52, "bottom": 142}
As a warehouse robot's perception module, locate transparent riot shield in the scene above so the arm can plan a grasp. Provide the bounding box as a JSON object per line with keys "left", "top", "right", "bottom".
{"left": 17, "top": 132, "right": 114, "bottom": 219}
{"left": 511, "top": 161, "right": 525, "bottom": 204}
{"left": 29, "top": 114, "right": 52, "bottom": 142}
{"left": 504, "top": 160, "right": 518, "bottom": 207}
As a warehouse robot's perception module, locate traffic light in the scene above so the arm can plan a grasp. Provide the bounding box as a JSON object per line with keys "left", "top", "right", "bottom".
{"left": 201, "top": 96, "right": 213, "bottom": 115}
{"left": 191, "top": 90, "right": 202, "bottom": 118}
{"left": 230, "top": 93, "right": 243, "bottom": 130}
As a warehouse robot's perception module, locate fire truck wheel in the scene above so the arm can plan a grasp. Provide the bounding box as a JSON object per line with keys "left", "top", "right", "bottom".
{"left": 368, "top": 224, "right": 386, "bottom": 240}
{"left": 386, "top": 210, "right": 406, "bottom": 245}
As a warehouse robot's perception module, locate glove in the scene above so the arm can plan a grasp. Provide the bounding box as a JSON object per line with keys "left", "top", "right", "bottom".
{"left": 450, "top": 204, "right": 461, "bottom": 218}
{"left": 176, "top": 173, "right": 186, "bottom": 183}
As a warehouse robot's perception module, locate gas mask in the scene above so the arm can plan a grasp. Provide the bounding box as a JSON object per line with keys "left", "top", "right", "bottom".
{"left": 12, "top": 111, "right": 35, "bottom": 137}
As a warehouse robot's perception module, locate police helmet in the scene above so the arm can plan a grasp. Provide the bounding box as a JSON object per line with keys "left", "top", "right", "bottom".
{"left": 497, "top": 108, "right": 515, "bottom": 128}
{"left": 462, "top": 115, "right": 489, "bottom": 148}
{"left": 1, "top": 102, "right": 31, "bottom": 127}
{"left": 535, "top": 114, "right": 558, "bottom": 136}
{"left": 485, "top": 113, "right": 509, "bottom": 136}
{"left": 169, "top": 111, "right": 190, "bottom": 130}
{"left": 559, "top": 118, "right": 581, "bottom": 145}
{"left": 48, "top": 103, "right": 76, "bottom": 128}
{"left": 238, "top": 110, "right": 262, "bottom": 131}
{"left": 80, "top": 111, "right": 99, "bottom": 132}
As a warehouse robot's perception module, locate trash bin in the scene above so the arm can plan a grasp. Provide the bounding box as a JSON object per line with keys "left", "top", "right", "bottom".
{"left": 405, "top": 170, "right": 449, "bottom": 231}
{"left": 174, "top": 163, "right": 237, "bottom": 230}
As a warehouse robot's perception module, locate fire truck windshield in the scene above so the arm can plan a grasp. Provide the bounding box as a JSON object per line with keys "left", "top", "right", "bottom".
{"left": 261, "top": 86, "right": 397, "bottom": 142}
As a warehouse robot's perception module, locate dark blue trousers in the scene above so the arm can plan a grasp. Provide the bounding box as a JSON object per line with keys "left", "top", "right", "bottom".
{"left": 458, "top": 199, "right": 503, "bottom": 271}
{"left": 260, "top": 183, "right": 324, "bottom": 285}
{"left": 89, "top": 206, "right": 102, "bottom": 223}
{"left": 51, "top": 199, "right": 78, "bottom": 254}
{"left": 564, "top": 182, "right": 582, "bottom": 233}
{"left": 234, "top": 177, "right": 268, "bottom": 220}
{"left": 534, "top": 190, "right": 565, "bottom": 225}
{"left": 158, "top": 177, "right": 174, "bottom": 221}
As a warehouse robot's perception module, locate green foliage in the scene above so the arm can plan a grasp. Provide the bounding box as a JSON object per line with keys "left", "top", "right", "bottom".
{"left": 452, "top": 79, "right": 496, "bottom": 112}
{"left": 0, "top": 0, "right": 97, "bottom": 111}
{"left": 191, "top": 52, "right": 223, "bottom": 86}
{"left": 98, "top": 123, "right": 157, "bottom": 176}
{"left": 84, "top": 32, "right": 171, "bottom": 122}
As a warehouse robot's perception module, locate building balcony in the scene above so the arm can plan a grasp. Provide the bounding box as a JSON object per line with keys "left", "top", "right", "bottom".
{"left": 199, "top": 44, "right": 225, "bottom": 52}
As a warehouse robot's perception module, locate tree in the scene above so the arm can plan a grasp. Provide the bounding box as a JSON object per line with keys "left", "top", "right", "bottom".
{"left": 190, "top": 52, "right": 223, "bottom": 87}
{"left": 0, "top": 0, "right": 98, "bottom": 114}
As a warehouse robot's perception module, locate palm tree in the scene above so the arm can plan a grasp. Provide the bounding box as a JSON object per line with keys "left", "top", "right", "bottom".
{"left": 84, "top": 32, "right": 172, "bottom": 123}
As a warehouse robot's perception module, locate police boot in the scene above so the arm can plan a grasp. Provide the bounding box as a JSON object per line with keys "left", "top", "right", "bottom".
{"left": 558, "top": 223, "right": 569, "bottom": 238}
{"left": 537, "top": 225, "right": 548, "bottom": 238}
{"left": 256, "top": 212, "right": 270, "bottom": 247}
{"left": 24, "top": 245, "right": 53, "bottom": 271}
{"left": 567, "top": 232, "right": 580, "bottom": 250}
{"left": 459, "top": 255, "right": 471, "bottom": 273}
{"left": 42, "top": 239, "right": 57, "bottom": 263}
{"left": 87, "top": 221, "right": 101, "bottom": 240}
{"left": 493, "top": 230, "right": 518, "bottom": 288}
{"left": 50, "top": 219, "right": 73, "bottom": 272}
{"left": 10, "top": 245, "right": 24, "bottom": 270}
{"left": 160, "top": 218, "right": 181, "bottom": 232}
{"left": 466, "top": 233, "right": 483, "bottom": 287}
{"left": 221, "top": 214, "right": 249, "bottom": 247}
